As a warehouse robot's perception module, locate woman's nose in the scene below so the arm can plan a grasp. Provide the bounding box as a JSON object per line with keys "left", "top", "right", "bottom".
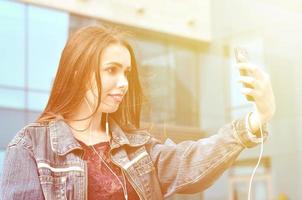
{"left": 117, "top": 74, "right": 128, "bottom": 89}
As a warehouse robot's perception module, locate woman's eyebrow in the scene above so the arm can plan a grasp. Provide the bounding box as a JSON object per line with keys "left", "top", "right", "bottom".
{"left": 104, "top": 62, "right": 131, "bottom": 70}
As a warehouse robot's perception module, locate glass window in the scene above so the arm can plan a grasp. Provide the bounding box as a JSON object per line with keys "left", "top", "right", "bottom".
{"left": 0, "top": 88, "right": 25, "bottom": 109}
{"left": 27, "top": 5, "right": 69, "bottom": 91}
{"left": 133, "top": 39, "right": 174, "bottom": 124}
{"left": 172, "top": 46, "right": 200, "bottom": 126}
{"left": 28, "top": 91, "right": 49, "bottom": 111}
{"left": 0, "top": 1, "right": 25, "bottom": 88}
{"left": 0, "top": 2, "right": 69, "bottom": 149}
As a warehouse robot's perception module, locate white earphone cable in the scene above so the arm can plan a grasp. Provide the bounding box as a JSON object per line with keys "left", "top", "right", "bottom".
{"left": 247, "top": 113, "right": 264, "bottom": 200}
{"left": 84, "top": 97, "right": 128, "bottom": 200}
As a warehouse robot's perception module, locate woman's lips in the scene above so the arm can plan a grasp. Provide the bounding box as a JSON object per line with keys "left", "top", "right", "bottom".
{"left": 108, "top": 94, "right": 123, "bottom": 103}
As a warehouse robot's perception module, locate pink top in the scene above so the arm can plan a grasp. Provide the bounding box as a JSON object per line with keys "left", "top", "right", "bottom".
{"left": 77, "top": 139, "right": 140, "bottom": 200}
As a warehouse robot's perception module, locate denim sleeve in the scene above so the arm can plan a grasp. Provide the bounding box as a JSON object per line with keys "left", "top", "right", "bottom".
{"left": 0, "top": 134, "right": 44, "bottom": 200}
{"left": 147, "top": 115, "right": 269, "bottom": 198}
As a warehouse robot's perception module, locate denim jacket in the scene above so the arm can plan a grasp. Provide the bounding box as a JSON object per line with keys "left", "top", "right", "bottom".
{"left": 0, "top": 115, "right": 268, "bottom": 200}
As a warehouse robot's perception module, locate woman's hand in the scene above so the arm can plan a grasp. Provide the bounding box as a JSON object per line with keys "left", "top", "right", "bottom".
{"left": 236, "top": 63, "right": 276, "bottom": 133}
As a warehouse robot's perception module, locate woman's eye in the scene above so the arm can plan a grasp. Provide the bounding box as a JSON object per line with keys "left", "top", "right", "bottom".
{"left": 106, "top": 67, "right": 116, "bottom": 74}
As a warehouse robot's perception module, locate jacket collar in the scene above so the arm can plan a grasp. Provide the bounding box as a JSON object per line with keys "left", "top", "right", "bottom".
{"left": 109, "top": 117, "right": 151, "bottom": 149}
{"left": 49, "top": 119, "right": 82, "bottom": 156}
{"left": 49, "top": 117, "right": 151, "bottom": 155}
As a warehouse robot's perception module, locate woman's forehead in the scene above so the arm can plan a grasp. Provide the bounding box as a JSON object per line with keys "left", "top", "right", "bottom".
{"left": 100, "top": 43, "right": 131, "bottom": 68}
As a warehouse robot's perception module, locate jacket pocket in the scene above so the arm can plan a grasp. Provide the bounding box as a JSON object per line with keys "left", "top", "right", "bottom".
{"left": 129, "top": 146, "right": 155, "bottom": 176}
{"left": 134, "top": 154, "right": 155, "bottom": 176}
{"left": 131, "top": 148, "right": 156, "bottom": 199}
{"left": 39, "top": 175, "right": 67, "bottom": 200}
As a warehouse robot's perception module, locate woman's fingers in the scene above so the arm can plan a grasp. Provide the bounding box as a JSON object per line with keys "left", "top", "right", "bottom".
{"left": 236, "top": 63, "right": 265, "bottom": 80}
{"left": 237, "top": 76, "right": 261, "bottom": 89}
{"left": 236, "top": 63, "right": 276, "bottom": 124}
{"left": 240, "top": 87, "right": 261, "bottom": 99}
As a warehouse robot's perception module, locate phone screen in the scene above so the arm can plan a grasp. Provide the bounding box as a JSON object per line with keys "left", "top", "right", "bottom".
{"left": 234, "top": 47, "right": 249, "bottom": 63}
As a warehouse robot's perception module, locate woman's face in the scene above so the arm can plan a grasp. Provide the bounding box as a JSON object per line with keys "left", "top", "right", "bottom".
{"left": 86, "top": 43, "right": 131, "bottom": 113}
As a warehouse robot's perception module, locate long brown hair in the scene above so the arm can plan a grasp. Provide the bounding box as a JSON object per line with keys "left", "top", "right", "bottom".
{"left": 37, "top": 25, "right": 143, "bottom": 130}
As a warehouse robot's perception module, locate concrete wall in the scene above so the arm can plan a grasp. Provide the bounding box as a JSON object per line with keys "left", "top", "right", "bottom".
{"left": 20, "top": 0, "right": 211, "bottom": 42}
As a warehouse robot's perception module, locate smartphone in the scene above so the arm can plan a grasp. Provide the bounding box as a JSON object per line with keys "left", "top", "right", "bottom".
{"left": 234, "top": 47, "right": 254, "bottom": 101}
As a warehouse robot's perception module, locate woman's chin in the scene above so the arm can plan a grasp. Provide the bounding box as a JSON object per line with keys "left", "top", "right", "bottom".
{"left": 101, "top": 103, "right": 119, "bottom": 113}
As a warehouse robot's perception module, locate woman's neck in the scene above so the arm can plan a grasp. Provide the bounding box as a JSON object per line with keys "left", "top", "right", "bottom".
{"left": 68, "top": 99, "right": 108, "bottom": 140}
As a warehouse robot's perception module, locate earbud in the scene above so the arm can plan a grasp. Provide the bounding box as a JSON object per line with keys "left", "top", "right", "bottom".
{"left": 84, "top": 97, "right": 110, "bottom": 141}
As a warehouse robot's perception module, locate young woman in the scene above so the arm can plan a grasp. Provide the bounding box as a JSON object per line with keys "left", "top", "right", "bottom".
{"left": 0, "top": 25, "right": 275, "bottom": 200}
